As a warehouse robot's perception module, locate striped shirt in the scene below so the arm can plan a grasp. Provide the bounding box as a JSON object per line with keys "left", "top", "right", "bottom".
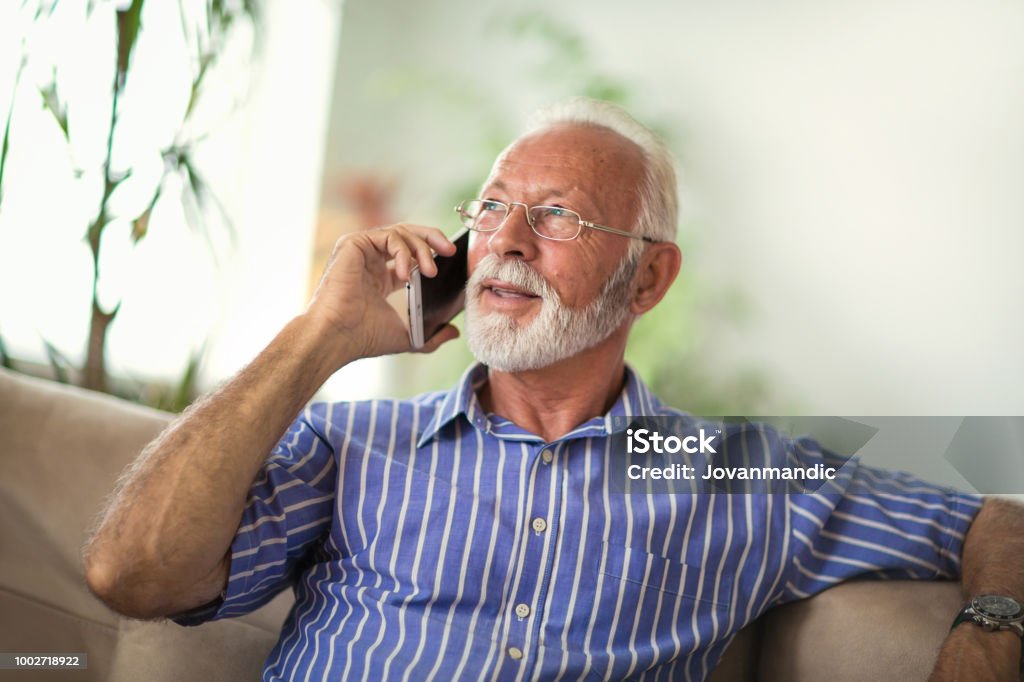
{"left": 174, "top": 363, "right": 982, "bottom": 681}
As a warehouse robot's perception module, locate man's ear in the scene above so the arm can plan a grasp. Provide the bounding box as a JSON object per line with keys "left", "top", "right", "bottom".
{"left": 631, "top": 242, "right": 682, "bottom": 315}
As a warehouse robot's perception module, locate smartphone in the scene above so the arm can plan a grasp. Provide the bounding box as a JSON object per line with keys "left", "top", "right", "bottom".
{"left": 407, "top": 228, "right": 470, "bottom": 349}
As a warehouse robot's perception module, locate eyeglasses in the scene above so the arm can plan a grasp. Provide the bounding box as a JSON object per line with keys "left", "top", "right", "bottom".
{"left": 454, "top": 199, "right": 658, "bottom": 243}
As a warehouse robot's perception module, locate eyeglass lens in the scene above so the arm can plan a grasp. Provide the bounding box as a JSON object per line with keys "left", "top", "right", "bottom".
{"left": 462, "top": 200, "right": 580, "bottom": 240}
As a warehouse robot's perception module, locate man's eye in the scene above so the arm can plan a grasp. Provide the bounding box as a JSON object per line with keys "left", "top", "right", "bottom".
{"left": 481, "top": 200, "right": 505, "bottom": 212}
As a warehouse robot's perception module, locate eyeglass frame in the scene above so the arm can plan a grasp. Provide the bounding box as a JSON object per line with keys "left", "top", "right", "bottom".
{"left": 454, "top": 199, "right": 659, "bottom": 243}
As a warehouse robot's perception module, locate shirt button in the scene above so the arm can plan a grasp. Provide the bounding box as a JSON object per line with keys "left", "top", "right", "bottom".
{"left": 508, "top": 646, "right": 523, "bottom": 660}
{"left": 531, "top": 517, "right": 547, "bottom": 533}
{"left": 515, "top": 603, "right": 531, "bottom": 618}
{"left": 541, "top": 449, "right": 553, "bottom": 464}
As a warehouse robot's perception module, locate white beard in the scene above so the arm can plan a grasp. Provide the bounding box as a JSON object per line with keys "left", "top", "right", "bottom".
{"left": 464, "top": 247, "right": 641, "bottom": 372}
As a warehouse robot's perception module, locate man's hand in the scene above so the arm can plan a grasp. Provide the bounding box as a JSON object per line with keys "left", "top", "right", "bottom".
{"left": 307, "top": 224, "right": 459, "bottom": 361}
{"left": 930, "top": 497, "right": 1024, "bottom": 681}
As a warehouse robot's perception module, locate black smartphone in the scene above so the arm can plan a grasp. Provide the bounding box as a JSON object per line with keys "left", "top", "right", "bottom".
{"left": 407, "top": 228, "right": 470, "bottom": 349}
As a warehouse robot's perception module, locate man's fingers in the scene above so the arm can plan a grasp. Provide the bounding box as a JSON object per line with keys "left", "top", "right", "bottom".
{"left": 379, "top": 230, "right": 417, "bottom": 282}
{"left": 395, "top": 248, "right": 413, "bottom": 283}
{"left": 397, "top": 224, "right": 456, "bottom": 255}
{"left": 394, "top": 224, "right": 459, "bottom": 278}
{"left": 392, "top": 226, "right": 439, "bottom": 277}
{"left": 394, "top": 224, "right": 457, "bottom": 269}
{"left": 362, "top": 225, "right": 453, "bottom": 282}
{"left": 426, "top": 231, "right": 457, "bottom": 257}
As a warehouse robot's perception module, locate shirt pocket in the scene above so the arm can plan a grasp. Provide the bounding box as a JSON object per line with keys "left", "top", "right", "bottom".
{"left": 598, "top": 540, "right": 735, "bottom": 609}
{"left": 337, "top": 450, "right": 461, "bottom": 559}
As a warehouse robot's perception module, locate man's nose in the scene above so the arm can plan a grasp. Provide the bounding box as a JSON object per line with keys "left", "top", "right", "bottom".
{"left": 486, "top": 203, "right": 538, "bottom": 260}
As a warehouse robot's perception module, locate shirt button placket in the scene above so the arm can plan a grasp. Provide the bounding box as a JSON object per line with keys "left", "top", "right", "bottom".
{"left": 507, "top": 443, "right": 557, "bottom": 672}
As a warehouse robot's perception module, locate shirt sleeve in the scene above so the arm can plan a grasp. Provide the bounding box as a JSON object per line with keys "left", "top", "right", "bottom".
{"left": 172, "top": 404, "right": 338, "bottom": 626}
{"left": 777, "top": 434, "right": 984, "bottom": 604}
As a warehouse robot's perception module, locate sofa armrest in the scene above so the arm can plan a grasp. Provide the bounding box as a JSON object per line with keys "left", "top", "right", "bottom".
{"left": 758, "top": 579, "right": 964, "bottom": 681}
{"left": 0, "top": 369, "right": 294, "bottom": 681}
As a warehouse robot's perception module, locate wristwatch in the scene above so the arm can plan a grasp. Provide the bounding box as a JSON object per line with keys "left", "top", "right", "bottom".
{"left": 951, "top": 595, "right": 1024, "bottom": 638}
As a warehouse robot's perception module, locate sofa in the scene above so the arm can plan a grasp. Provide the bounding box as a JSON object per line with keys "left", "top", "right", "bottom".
{"left": 0, "top": 367, "right": 976, "bottom": 680}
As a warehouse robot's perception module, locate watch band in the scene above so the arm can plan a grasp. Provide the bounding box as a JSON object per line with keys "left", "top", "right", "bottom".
{"left": 951, "top": 608, "right": 974, "bottom": 631}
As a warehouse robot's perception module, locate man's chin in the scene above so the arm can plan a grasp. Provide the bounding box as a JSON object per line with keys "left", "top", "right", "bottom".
{"left": 466, "top": 314, "right": 543, "bottom": 372}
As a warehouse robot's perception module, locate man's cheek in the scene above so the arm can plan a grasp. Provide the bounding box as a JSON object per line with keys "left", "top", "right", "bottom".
{"left": 547, "top": 272, "right": 581, "bottom": 306}
{"left": 466, "top": 232, "right": 489, "bottom": 266}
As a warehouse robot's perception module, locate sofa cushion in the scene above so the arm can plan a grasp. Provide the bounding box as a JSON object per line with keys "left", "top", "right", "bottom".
{"left": 0, "top": 589, "right": 116, "bottom": 681}
{"left": 107, "top": 613, "right": 279, "bottom": 681}
{"left": 0, "top": 368, "right": 293, "bottom": 681}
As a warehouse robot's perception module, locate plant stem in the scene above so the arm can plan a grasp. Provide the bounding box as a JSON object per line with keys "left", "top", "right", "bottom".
{"left": 83, "top": 68, "right": 123, "bottom": 392}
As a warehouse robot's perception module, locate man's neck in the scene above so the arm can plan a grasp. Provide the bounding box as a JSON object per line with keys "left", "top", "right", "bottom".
{"left": 477, "top": 341, "right": 628, "bottom": 443}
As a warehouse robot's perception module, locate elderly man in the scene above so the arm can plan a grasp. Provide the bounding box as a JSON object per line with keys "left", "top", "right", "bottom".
{"left": 85, "top": 99, "right": 1022, "bottom": 681}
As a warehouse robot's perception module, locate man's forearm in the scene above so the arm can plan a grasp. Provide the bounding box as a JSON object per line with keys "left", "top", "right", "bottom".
{"left": 931, "top": 498, "right": 1024, "bottom": 680}
{"left": 959, "top": 498, "right": 1024, "bottom": 600}
{"left": 83, "top": 313, "right": 352, "bottom": 618}
{"left": 83, "top": 225, "right": 456, "bottom": 620}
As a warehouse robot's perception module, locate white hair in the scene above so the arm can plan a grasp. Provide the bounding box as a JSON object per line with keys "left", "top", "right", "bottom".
{"left": 522, "top": 97, "right": 679, "bottom": 244}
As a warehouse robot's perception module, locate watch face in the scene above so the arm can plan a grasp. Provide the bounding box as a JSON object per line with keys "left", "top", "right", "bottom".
{"left": 974, "top": 595, "right": 1023, "bottom": 620}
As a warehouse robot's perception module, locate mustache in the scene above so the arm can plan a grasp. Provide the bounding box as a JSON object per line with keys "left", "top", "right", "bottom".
{"left": 468, "top": 256, "right": 558, "bottom": 301}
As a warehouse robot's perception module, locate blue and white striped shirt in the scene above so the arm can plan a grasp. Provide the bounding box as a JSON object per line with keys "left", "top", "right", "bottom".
{"left": 175, "top": 364, "right": 982, "bottom": 681}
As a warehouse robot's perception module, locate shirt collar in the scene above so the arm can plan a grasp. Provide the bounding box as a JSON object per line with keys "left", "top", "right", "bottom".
{"left": 417, "top": 364, "right": 489, "bottom": 448}
{"left": 417, "top": 362, "right": 661, "bottom": 448}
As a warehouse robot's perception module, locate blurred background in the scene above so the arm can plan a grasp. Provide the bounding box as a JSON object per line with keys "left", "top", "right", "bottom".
{"left": 2, "top": 0, "right": 1023, "bottom": 419}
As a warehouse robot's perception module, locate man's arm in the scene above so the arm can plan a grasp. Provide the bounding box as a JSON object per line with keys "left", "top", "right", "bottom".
{"left": 931, "top": 497, "right": 1024, "bottom": 680}
{"left": 82, "top": 225, "right": 457, "bottom": 620}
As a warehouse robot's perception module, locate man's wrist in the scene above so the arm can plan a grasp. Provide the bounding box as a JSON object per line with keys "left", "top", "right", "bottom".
{"left": 944, "top": 622, "right": 1022, "bottom": 676}
{"left": 287, "top": 313, "right": 360, "bottom": 385}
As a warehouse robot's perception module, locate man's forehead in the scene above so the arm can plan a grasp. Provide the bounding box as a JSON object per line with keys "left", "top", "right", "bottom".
{"left": 487, "top": 178, "right": 570, "bottom": 198}
{"left": 483, "top": 124, "right": 646, "bottom": 198}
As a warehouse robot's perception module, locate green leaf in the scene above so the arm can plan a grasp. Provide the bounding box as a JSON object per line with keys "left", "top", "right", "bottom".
{"left": 132, "top": 183, "right": 162, "bottom": 243}
{"left": 41, "top": 338, "right": 72, "bottom": 384}
{"left": 183, "top": 53, "right": 213, "bottom": 119}
{"left": 0, "top": 58, "right": 26, "bottom": 207}
{"left": 130, "top": 345, "right": 204, "bottom": 412}
{"left": 131, "top": 207, "right": 151, "bottom": 243}
{"left": 176, "top": 150, "right": 236, "bottom": 250}
{"left": 171, "top": 345, "right": 204, "bottom": 412}
{"left": 40, "top": 80, "right": 68, "bottom": 140}
{"left": 182, "top": 0, "right": 261, "bottom": 119}
{"left": 27, "top": 0, "right": 60, "bottom": 20}
{"left": 0, "top": 330, "right": 12, "bottom": 370}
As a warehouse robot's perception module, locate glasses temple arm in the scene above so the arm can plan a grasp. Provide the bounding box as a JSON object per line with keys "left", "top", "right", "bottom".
{"left": 582, "top": 220, "right": 659, "bottom": 243}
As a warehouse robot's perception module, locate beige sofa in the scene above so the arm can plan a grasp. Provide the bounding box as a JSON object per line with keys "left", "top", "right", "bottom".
{"left": 0, "top": 367, "right": 971, "bottom": 681}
